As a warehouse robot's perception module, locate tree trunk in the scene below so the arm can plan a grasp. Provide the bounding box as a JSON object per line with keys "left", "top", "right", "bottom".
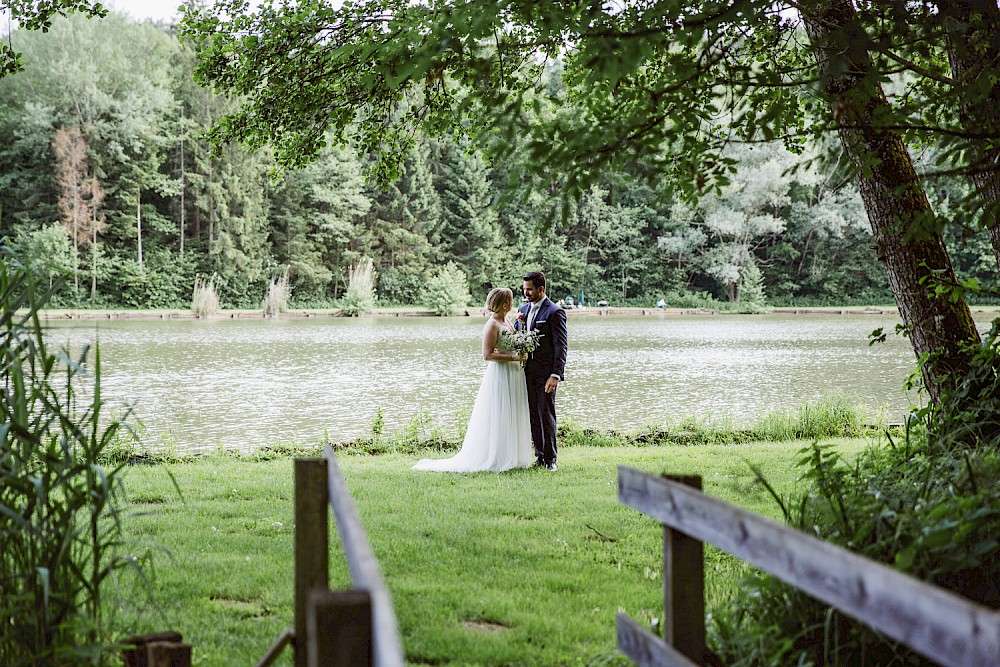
{"left": 802, "top": 0, "right": 981, "bottom": 402}
{"left": 180, "top": 138, "right": 186, "bottom": 257}
{"left": 137, "top": 191, "right": 144, "bottom": 270}
{"left": 91, "top": 222, "right": 98, "bottom": 301}
{"left": 939, "top": 1, "right": 1000, "bottom": 267}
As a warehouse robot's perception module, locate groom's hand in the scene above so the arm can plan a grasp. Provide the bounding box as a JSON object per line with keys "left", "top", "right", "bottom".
{"left": 545, "top": 377, "right": 559, "bottom": 393}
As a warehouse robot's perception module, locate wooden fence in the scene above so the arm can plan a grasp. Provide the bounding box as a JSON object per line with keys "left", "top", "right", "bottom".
{"left": 257, "top": 445, "right": 404, "bottom": 667}
{"left": 616, "top": 466, "right": 1000, "bottom": 667}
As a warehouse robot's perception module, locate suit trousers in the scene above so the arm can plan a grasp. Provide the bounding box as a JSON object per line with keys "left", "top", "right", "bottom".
{"left": 526, "top": 370, "right": 557, "bottom": 464}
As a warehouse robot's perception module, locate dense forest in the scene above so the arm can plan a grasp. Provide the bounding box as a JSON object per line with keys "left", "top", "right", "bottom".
{"left": 0, "top": 12, "right": 993, "bottom": 310}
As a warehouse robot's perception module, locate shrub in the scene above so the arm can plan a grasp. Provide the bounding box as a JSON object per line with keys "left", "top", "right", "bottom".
{"left": 339, "top": 257, "right": 376, "bottom": 316}
{"left": 925, "top": 317, "right": 1000, "bottom": 450}
{"left": 422, "top": 262, "right": 471, "bottom": 316}
{"left": 737, "top": 261, "right": 767, "bottom": 313}
{"left": 711, "top": 335, "right": 1000, "bottom": 666}
{"left": 0, "top": 252, "right": 149, "bottom": 665}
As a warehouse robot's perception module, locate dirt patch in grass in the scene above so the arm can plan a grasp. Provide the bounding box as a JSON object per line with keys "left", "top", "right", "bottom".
{"left": 461, "top": 619, "right": 509, "bottom": 633}
{"left": 209, "top": 596, "right": 270, "bottom": 618}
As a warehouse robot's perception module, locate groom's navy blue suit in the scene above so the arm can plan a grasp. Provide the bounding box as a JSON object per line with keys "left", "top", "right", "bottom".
{"left": 516, "top": 297, "right": 568, "bottom": 465}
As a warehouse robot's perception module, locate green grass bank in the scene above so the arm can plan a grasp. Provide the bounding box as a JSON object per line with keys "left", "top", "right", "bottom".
{"left": 112, "top": 437, "right": 874, "bottom": 666}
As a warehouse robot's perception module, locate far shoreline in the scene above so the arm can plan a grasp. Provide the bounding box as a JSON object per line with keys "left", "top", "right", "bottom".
{"left": 33, "top": 303, "right": 999, "bottom": 320}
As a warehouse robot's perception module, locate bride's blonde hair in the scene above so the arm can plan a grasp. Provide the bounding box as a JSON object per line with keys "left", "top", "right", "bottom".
{"left": 486, "top": 287, "right": 513, "bottom": 313}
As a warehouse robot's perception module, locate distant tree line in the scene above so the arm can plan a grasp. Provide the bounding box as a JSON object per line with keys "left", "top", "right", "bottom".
{"left": 0, "top": 12, "right": 993, "bottom": 310}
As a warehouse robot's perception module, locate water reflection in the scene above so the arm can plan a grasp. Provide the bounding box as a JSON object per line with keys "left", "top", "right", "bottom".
{"left": 43, "top": 313, "right": 980, "bottom": 454}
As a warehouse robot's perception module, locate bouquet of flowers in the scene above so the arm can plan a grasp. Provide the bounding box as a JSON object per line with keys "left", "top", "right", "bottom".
{"left": 502, "top": 328, "right": 542, "bottom": 369}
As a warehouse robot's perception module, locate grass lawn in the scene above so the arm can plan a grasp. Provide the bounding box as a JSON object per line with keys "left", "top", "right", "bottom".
{"left": 112, "top": 438, "right": 873, "bottom": 666}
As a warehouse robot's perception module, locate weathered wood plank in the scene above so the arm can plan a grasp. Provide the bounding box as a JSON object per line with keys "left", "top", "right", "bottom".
{"left": 294, "top": 459, "right": 329, "bottom": 667}
{"left": 323, "top": 445, "right": 405, "bottom": 667}
{"left": 618, "top": 466, "right": 1000, "bottom": 667}
{"left": 254, "top": 627, "right": 294, "bottom": 667}
{"left": 307, "top": 589, "right": 372, "bottom": 667}
{"left": 617, "top": 613, "right": 701, "bottom": 667}
{"left": 121, "top": 633, "right": 191, "bottom": 667}
{"left": 662, "top": 476, "right": 705, "bottom": 664}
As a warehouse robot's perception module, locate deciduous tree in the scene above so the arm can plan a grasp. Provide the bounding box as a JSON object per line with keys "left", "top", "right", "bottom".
{"left": 180, "top": 0, "right": 990, "bottom": 400}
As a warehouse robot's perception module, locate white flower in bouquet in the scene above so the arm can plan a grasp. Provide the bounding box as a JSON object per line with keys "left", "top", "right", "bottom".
{"left": 502, "top": 329, "right": 542, "bottom": 368}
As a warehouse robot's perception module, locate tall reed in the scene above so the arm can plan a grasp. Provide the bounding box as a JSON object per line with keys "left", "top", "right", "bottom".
{"left": 1, "top": 252, "right": 147, "bottom": 665}
{"left": 339, "top": 257, "right": 376, "bottom": 316}
{"left": 191, "top": 274, "right": 219, "bottom": 316}
{"left": 264, "top": 267, "right": 291, "bottom": 316}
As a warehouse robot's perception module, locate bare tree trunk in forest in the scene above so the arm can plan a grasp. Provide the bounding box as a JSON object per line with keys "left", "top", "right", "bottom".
{"left": 87, "top": 177, "right": 105, "bottom": 301}
{"left": 208, "top": 205, "right": 215, "bottom": 254}
{"left": 180, "top": 137, "right": 186, "bottom": 257}
{"left": 73, "top": 218, "right": 79, "bottom": 293}
{"left": 802, "top": 0, "right": 981, "bottom": 402}
{"left": 798, "top": 229, "right": 814, "bottom": 276}
{"left": 53, "top": 126, "right": 88, "bottom": 295}
{"left": 91, "top": 217, "right": 98, "bottom": 300}
{"left": 940, "top": 1, "right": 1000, "bottom": 267}
{"left": 137, "top": 191, "right": 144, "bottom": 270}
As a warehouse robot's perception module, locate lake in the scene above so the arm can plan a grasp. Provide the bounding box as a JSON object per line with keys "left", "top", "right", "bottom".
{"left": 43, "top": 313, "right": 949, "bottom": 454}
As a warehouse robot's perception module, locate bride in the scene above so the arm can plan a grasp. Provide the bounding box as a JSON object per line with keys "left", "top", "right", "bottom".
{"left": 413, "top": 287, "right": 534, "bottom": 473}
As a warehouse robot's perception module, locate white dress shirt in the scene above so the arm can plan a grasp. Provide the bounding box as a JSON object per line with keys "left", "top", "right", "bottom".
{"left": 527, "top": 301, "right": 542, "bottom": 330}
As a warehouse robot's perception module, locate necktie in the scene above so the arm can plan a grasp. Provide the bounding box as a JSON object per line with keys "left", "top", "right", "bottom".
{"left": 528, "top": 304, "right": 540, "bottom": 329}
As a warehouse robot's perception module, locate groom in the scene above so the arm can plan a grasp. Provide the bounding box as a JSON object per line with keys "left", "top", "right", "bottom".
{"left": 517, "top": 271, "right": 568, "bottom": 471}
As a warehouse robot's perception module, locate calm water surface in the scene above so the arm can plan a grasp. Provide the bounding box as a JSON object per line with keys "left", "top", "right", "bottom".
{"left": 44, "top": 314, "right": 943, "bottom": 453}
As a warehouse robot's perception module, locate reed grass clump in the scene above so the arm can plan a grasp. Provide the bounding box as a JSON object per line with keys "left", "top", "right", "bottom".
{"left": 263, "top": 268, "right": 291, "bottom": 316}
{"left": 1, "top": 253, "right": 150, "bottom": 665}
{"left": 191, "top": 274, "right": 219, "bottom": 316}
{"left": 339, "top": 257, "right": 376, "bottom": 316}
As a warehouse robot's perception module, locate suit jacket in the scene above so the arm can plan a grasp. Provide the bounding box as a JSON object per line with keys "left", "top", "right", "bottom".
{"left": 517, "top": 297, "right": 567, "bottom": 381}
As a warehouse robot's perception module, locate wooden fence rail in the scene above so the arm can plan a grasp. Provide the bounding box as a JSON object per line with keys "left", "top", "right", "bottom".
{"left": 616, "top": 466, "right": 1000, "bottom": 667}
{"left": 321, "top": 444, "right": 405, "bottom": 666}
{"left": 257, "top": 448, "right": 404, "bottom": 667}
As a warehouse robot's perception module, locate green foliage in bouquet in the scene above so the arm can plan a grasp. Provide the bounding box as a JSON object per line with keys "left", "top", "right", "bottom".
{"left": 0, "top": 251, "right": 149, "bottom": 665}
{"left": 422, "top": 262, "right": 471, "bottom": 316}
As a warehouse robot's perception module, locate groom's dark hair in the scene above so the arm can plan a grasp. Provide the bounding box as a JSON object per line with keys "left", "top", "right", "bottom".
{"left": 523, "top": 271, "right": 546, "bottom": 289}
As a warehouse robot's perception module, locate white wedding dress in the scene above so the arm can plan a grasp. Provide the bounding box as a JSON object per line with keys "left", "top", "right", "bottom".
{"left": 413, "top": 327, "right": 533, "bottom": 473}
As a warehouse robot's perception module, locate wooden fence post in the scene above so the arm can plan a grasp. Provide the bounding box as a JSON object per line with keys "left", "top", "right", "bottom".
{"left": 662, "top": 475, "right": 705, "bottom": 665}
{"left": 120, "top": 632, "right": 191, "bottom": 667}
{"left": 295, "top": 458, "right": 329, "bottom": 667}
{"left": 307, "top": 589, "right": 372, "bottom": 667}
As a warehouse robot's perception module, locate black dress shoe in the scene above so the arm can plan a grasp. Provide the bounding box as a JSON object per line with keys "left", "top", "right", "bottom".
{"left": 531, "top": 459, "right": 545, "bottom": 468}
{"left": 545, "top": 463, "right": 557, "bottom": 471}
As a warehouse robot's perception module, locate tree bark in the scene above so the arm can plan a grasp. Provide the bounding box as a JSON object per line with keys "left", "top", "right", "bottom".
{"left": 137, "top": 191, "right": 144, "bottom": 270}
{"left": 802, "top": 0, "right": 981, "bottom": 402}
{"left": 180, "top": 136, "right": 186, "bottom": 257}
{"left": 91, "top": 221, "right": 98, "bottom": 301}
{"left": 939, "top": 1, "right": 1000, "bottom": 267}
